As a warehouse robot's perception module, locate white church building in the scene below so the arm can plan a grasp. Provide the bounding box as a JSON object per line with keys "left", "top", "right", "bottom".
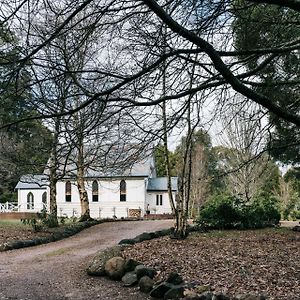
{"left": 15, "top": 156, "right": 177, "bottom": 219}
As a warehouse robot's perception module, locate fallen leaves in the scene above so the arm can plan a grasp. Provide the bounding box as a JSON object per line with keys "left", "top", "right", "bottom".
{"left": 122, "top": 228, "right": 300, "bottom": 300}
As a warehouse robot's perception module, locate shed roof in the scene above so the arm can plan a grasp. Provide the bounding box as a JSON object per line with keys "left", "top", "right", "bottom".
{"left": 15, "top": 174, "right": 48, "bottom": 189}
{"left": 147, "top": 177, "right": 178, "bottom": 192}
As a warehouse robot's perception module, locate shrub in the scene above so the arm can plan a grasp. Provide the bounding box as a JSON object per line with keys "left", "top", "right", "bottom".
{"left": 197, "top": 194, "right": 241, "bottom": 229}
{"left": 0, "top": 192, "right": 17, "bottom": 203}
{"left": 290, "top": 209, "right": 300, "bottom": 220}
{"left": 197, "top": 193, "right": 280, "bottom": 230}
{"left": 241, "top": 195, "right": 281, "bottom": 229}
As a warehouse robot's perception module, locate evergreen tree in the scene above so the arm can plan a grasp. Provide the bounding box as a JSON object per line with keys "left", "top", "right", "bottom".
{"left": 233, "top": 1, "right": 300, "bottom": 164}
{"left": 0, "top": 25, "right": 53, "bottom": 202}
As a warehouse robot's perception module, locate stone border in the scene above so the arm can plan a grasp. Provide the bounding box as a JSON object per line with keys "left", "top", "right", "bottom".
{"left": 118, "top": 228, "right": 172, "bottom": 245}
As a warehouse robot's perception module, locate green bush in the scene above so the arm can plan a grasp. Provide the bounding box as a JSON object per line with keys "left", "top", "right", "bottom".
{"left": 197, "top": 193, "right": 280, "bottom": 229}
{"left": 197, "top": 194, "right": 241, "bottom": 229}
{"left": 0, "top": 192, "right": 17, "bottom": 203}
{"left": 290, "top": 209, "right": 300, "bottom": 220}
{"left": 241, "top": 195, "right": 281, "bottom": 229}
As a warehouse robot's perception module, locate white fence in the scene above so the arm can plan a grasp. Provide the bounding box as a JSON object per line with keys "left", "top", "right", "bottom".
{"left": 0, "top": 202, "right": 19, "bottom": 212}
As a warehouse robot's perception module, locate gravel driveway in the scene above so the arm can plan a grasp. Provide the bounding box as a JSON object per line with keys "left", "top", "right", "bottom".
{"left": 0, "top": 220, "right": 173, "bottom": 300}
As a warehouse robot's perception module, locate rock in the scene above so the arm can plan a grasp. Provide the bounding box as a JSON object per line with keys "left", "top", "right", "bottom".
{"left": 124, "top": 258, "right": 140, "bottom": 272}
{"left": 86, "top": 245, "right": 123, "bottom": 276}
{"left": 166, "top": 272, "right": 183, "bottom": 285}
{"left": 155, "top": 229, "right": 172, "bottom": 237}
{"left": 184, "top": 289, "right": 199, "bottom": 300}
{"left": 135, "top": 264, "right": 156, "bottom": 279}
{"left": 133, "top": 232, "right": 152, "bottom": 243}
{"left": 212, "top": 293, "right": 231, "bottom": 300}
{"left": 164, "top": 284, "right": 185, "bottom": 299}
{"left": 197, "top": 292, "right": 214, "bottom": 300}
{"left": 105, "top": 256, "right": 126, "bottom": 280}
{"left": 122, "top": 271, "right": 138, "bottom": 287}
{"left": 292, "top": 225, "right": 300, "bottom": 232}
{"left": 118, "top": 238, "right": 136, "bottom": 245}
{"left": 139, "top": 275, "right": 154, "bottom": 293}
{"left": 150, "top": 282, "right": 174, "bottom": 298}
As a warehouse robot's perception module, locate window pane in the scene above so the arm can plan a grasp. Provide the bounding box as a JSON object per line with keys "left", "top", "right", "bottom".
{"left": 92, "top": 181, "right": 99, "bottom": 202}
{"left": 27, "top": 193, "right": 34, "bottom": 209}
{"left": 120, "top": 180, "right": 126, "bottom": 201}
{"left": 65, "top": 181, "right": 72, "bottom": 202}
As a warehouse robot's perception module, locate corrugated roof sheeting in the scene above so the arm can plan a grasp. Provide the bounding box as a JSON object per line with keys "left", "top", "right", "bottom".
{"left": 147, "top": 177, "right": 178, "bottom": 191}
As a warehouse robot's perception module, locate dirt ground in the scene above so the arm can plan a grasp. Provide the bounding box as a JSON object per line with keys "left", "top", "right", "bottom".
{"left": 0, "top": 220, "right": 172, "bottom": 300}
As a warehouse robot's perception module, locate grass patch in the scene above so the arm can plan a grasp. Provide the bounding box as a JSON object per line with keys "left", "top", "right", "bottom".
{"left": 46, "top": 247, "right": 72, "bottom": 257}
{"left": 0, "top": 220, "right": 28, "bottom": 227}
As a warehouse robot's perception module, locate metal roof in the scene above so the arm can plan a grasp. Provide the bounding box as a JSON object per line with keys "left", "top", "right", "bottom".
{"left": 15, "top": 174, "right": 48, "bottom": 189}
{"left": 15, "top": 156, "right": 157, "bottom": 189}
{"left": 147, "top": 177, "right": 178, "bottom": 192}
{"left": 85, "top": 156, "right": 155, "bottom": 178}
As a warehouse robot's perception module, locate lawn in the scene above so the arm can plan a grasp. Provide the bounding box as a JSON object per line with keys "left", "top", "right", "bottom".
{"left": 122, "top": 228, "right": 300, "bottom": 300}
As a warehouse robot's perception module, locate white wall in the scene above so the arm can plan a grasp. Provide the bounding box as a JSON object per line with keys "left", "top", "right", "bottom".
{"left": 17, "top": 178, "right": 175, "bottom": 218}
{"left": 55, "top": 178, "right": 147, "bottom": 218}
{"left": 145, "top": 192, "right": 175, "bottom": 214}
{"left": 18, "top": 188, "right": 47, "bottom": 212}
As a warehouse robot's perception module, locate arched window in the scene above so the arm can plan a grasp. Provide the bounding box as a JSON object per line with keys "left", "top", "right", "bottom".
{"left": 92, "top": 180, "right": 99, "bottom": 202}
{"left": 27, "top": 192, "right": 34, "bottom": 210}
{"left": 120, "top": 180, "right": 126, "bottom": 202}
{"left": 65, "top": 181, "right": 72, "bottom": 202}
{"left": 42, "top": 192, "right": 47, "bottom": 209}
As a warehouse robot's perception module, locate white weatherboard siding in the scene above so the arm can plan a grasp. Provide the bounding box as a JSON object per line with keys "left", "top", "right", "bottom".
{"left": 146, "top": 192, "right": 175, "bottom": 214}
{"left": 18, "top": 188, "right": 47, "bottom": 212}
{"left": 55, "top": 178, "right": 147, "bottom": 218}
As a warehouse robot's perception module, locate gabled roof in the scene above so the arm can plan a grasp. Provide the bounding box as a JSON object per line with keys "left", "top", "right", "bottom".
{"left": 147, "top": 177, "right": 178, "bottom": 192}
{"left": 15, "top": 174, "right": 48, "bottom": 189}
{"left": 85, "top": 156, "right": 156, "bottom": 178}
{"left": 16, "top": 155, "right": 157, "bottom": 189}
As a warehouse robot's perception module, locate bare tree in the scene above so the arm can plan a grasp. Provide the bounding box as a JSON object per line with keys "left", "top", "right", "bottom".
{"left": 218, "top": 100, "right": 276, "bottom": 203}
{"left": 0, "top": 0, "right": 298, "bottom": 232}
{"left": 0, "top": 0, "right": 298, "bottom": 127}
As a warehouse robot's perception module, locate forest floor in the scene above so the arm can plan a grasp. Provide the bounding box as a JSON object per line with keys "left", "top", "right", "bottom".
{"left": 123, "top": 227, "right": 300, "bottom": 300}
{"left": 0, "top": 220, "right": 55, "bottom": 244}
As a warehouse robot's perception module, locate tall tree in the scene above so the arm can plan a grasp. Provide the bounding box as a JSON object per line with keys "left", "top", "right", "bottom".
{"left": 174, "top": 130, "right": 215, "bottom": 217}
{"left": 217, "top": 103, "right": 280, "bottom": 203}
{"left": 0, "top": 24, "right": 52, "bottom": 202}
{"left": 232, "top": 0, "right": 300, "bottom": 164}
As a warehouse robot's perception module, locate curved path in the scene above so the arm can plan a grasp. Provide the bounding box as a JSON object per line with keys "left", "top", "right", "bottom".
{"left": 0, "top": 220, "right": 173, "bottom": 300}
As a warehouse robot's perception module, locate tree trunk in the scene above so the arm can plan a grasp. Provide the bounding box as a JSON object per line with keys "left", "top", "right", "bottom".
{"left": 77, "top": 170, "right": 90, "bottom": 221}
{"left": 77, "top": 143, "right": 91, "bottom": 222}
{"left": 48, "top": 146, "right": 59, "bottom": 227}
{"left": 172, "top": 177, "right": 188, "bottom": 239}
{"left": 49, "top": 175, "right": 59, "bottom": 227}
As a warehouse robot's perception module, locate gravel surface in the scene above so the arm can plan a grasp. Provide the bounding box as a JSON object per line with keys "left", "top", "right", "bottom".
{"left": 0, "top": 220, "right": 172, "bottom": 300}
